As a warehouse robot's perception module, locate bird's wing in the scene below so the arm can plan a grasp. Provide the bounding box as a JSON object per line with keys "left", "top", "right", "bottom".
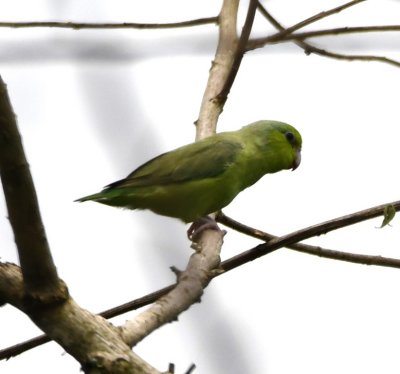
{"left": 107, "top": 138, "right": 243, "bottom": 189}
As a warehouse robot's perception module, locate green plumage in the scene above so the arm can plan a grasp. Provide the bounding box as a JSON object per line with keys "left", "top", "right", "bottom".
{"left": 76, "top": 120, "right": 302, "bottom": 222}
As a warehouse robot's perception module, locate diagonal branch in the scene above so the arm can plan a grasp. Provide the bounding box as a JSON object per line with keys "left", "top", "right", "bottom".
{"left": 248, "top": 25, "right": 400, "bottom": 51}
{"left": 257, "top": 3, "right": 400, "bottom": 70}
{"left": 4, "top": 199, "right": 400, "bottom": 359}
{"left": 216, "top": 212, "right": 400, "bottom": 268}
{"left": 268, "top": 0, "right": 367, "bottom": 37}
{"left": 195, "top": 0, "right": 239, "bottom": 139}
{"left": 215, "top": 0, "right": 258, "bottom": 105}
{"left": 119, "top": 0, "right": 245, "bottom": 347}
{"left": 0, "top": 17, "right": 218, "bottom": 30}
{"left": 218, "top": 200, "right": 400, "bottom": 271}
{"left": 248, "top": 0, "right": 400, "bottom": 68}
{"left": 0, "top": 76, "right": 67, "bottom": 302}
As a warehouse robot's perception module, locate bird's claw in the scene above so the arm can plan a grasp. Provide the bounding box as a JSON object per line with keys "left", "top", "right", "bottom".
{"left": 187, "top": 216, "right": 221, "bottom": 242}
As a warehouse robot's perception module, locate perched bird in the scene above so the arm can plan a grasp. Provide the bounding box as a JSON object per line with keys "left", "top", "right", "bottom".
{"left": 76, "top": 120, "right": 302, "bottom": 238}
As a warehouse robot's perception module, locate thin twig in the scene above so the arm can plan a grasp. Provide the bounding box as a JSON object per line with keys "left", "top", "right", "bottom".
{"left": 3, "top": 199, "right": 400, "bottom": 360}
{"left": 257, "top": 0, "right": 366, "bottom": 34}
{"left": 184, "top": 363, "right": 196, "bottom": 374}
{"left": 215, "top": 0, "right": 258, "bottom": 104}
{"left": 216, "top": 212, "right": 400, "bottom": 268}
{"left": 218, "top": 200, "right": 400, "bottom": 271}
{"left": 248, "top": 25, "right": 400, "bottom": 50}
{"left": 0, "top": 17, "right": 218, "bottom": 30}
{"left": 257, "top": 3, "right": 400, "bottom": 69}
{"left": 270, "top": 0, "right": 367, "bottom": 37}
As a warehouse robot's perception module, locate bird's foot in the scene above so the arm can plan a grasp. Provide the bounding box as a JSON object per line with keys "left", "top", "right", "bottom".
{"left": 187, "top": 216, "right": 222, "bottom": 242}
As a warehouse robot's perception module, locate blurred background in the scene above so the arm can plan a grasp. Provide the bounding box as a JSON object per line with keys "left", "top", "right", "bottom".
{"left": 1, "top": 1, "right": 400, "bottom": 373}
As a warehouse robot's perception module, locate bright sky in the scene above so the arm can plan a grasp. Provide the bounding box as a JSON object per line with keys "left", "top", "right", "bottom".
{"left": 1, "top": 1, "right": 400, "bottom": 373}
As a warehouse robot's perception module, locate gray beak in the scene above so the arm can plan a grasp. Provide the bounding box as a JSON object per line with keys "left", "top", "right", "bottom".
{"left": 292, "top": 149, "right": 301, "bottom": 170}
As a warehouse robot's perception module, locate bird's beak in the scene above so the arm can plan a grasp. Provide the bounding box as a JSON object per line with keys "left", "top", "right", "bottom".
{"left": 292, "top": 149, "right": 301, "bottom": 170}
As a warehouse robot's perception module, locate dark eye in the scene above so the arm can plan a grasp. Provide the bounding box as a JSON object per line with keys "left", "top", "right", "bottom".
{"left": 285, "top": 131, "right": 295, "bottom": 143}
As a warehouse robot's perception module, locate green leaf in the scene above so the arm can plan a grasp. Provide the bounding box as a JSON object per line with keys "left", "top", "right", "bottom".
{"left": 377, "top": 204, "right": 396, "bottom": 228}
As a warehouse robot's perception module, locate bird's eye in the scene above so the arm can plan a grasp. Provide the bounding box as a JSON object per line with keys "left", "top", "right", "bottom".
{"left": 285, "top": 131, "right": 295, "bottom": 143}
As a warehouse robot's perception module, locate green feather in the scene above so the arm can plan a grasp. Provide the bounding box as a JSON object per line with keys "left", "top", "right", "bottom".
{"left": 76, "top": 120, "right": 302, "bottom": 222}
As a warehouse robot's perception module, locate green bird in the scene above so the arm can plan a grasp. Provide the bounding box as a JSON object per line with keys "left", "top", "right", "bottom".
{"left": 76, "top": 120, "right": 302, "bottom": 238}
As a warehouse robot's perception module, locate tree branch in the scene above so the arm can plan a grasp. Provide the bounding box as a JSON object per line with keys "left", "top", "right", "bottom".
{"left": 248, "top": 25, "right": 400, "bottom": 51}
{"left": 0, "top": 280, "right": 177, "bottom": 360}
{"left": 218, "top": 200, "right": 400, "bottom": 271}
{"left": 120, "top": 0, "right": 244, "bottom": 347}
{"left": 119, "top": 230, "right": 224, "bottom": 347}
{"left": 0, "top": 77, "right": 163, "bottom": 373}
{"left": 0, "top": 17, "right": 218, "bottom": 30}
{"left": 248, "top": 0, "right": 400, "bottom": 68}
{"left": 195, "top": 0, "right": 239, "bottom": 139}
{"left": 265, "top": 0, "right": 367, "bottom": 38}
{"left": 216, "top": 212, "right": 400, "bottom": 268}
{"left": 257, "top": 3, "right": 400, "bottom": 70}
{"left": 215, "top": 0, "right": 258, "bottom": 105}
{"left": 0, "top": 262, "right": 161, "bottom": 373}
{"left": 5, "top": 199, "right": 400, "bottom": 359}
{"left": 0, "top": 76, "right": 67, "bottom": 303}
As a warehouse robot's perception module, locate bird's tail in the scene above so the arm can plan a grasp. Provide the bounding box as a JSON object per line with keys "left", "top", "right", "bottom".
{"left": 74, "top": 192, "right": 105, "bottom": 203}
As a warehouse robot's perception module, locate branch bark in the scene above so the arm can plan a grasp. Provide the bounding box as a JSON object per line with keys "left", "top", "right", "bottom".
{"left": 0, "top": 76, "right": 66, "bottom": 302}
{"left": 0, "top": 263, "right": 160, "bottom": 374}
{"left": 247, "top": 0, "right": 400, "bottom": 67}
{"left": 248, "top": 25, "right": 400, "bottom": 51}
{"left": 119, "top": 0, "right": 243, "bottom": 347}
{"left": 0, "top": 77, "right": 163, "bottom": 373}
{"left": 195, "top": 0, "right": 239, "bottom": 139}
{"left": 0, "top": 17, "right": 218, "bottom": 30}
{"left": 5, "top": 199, "right": 400, "bottom": 359}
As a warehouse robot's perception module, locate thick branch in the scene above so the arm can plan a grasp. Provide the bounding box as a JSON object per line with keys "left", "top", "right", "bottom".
{"left": 0, "top": 262, "right": 160, "bottom": 373}
{"left": 5, "top": 199, "right": 400, "bottom": 359}
{"left": 0, "top": 77, "right": 162, "bottom": 372}
{"left": 0, "top": 17, "right": 218, "bottom": 30}
{"left": 0, "top": 280, "right": 176, "bottom": 360}
{"left": 120, "top": 0, "right": 244, "bottom": 346}
{"left": 0, "top": 76, "right": 66, "bottom": 302}
{"left": 119, "top": 230, "right": 224, "bottom": 347}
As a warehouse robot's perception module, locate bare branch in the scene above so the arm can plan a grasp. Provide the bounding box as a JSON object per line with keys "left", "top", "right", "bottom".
{"left": 0, "top": 76, "right": 67, "bottom": 302}
{"left": 270, "top": 0, "right": 367, "bottom": 37}
{"left": 0, "top": 17, "right": 218, "bottom": 30}
{"left": 5, "top": 199, "right": 400, "bottom": 359}
{"left": 216, "top": 212, "right": 400, "bottom": 268}
{"left": 0, "top": 262, "right": 25, "bottom": 309}
{"left": 218, "top": 200, "right": 400, "bottom": 271}
{"left": 195, "top": 0, "right": 239, "bottom": 139}
{"left": 248, "top": 25, "right": 400, "bottom": 51}
{"left": 119, "top": 230, "right": 224, "bottom": 347}
{"left": 257, "top": 3, "right": 400, "bottom": 70}
{"left": 215, "top": 0, "right": 258, "bottom": 105}
{"left": 120, "top": 0, "right": 244, "bottom": 349}
{"left": 300, "top": 47, "right": 400, "bottom": 68}
{"left": 0, "top": 282, "right": 177, "bottom": 360}
{"left": 250, "top": 0, "right": 399, "bottom": 68}
{"left": 0, "top": 263, "right": 161, "bottom": 373}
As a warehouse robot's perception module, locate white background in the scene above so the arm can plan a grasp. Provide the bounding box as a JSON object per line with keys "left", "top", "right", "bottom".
{"left": 1, "top": 1, "right": 400, "bottom": 373}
